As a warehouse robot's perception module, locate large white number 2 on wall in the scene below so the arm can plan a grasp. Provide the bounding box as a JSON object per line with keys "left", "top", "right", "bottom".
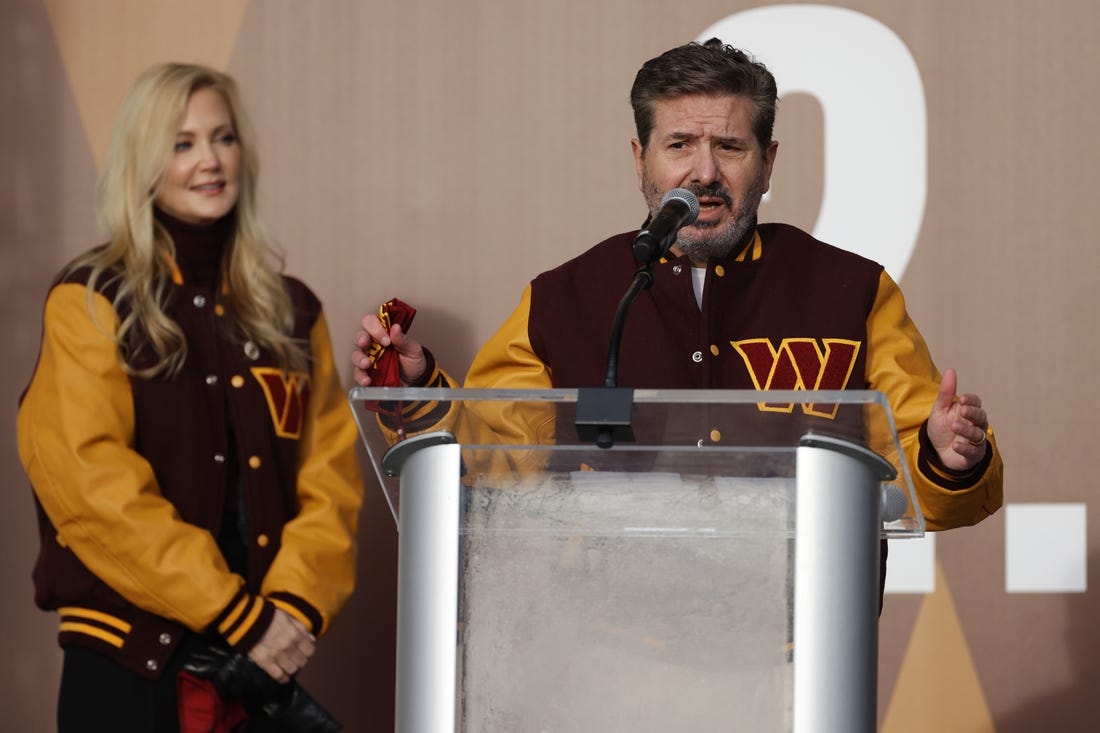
{"left": 700, "top": 5, "right": 926, "bottom": 280}
{"left": 703, "top": 6, "right": 934, "bottom": 592}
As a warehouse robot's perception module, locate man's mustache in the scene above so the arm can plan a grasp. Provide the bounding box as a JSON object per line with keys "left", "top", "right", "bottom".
{"left": 685, "top": 182, "right": 732, "bottom": 206}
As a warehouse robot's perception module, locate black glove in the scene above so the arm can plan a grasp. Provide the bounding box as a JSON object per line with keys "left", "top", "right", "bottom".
{"left": 182, "top": 641, "right": 342, "bottom": 733}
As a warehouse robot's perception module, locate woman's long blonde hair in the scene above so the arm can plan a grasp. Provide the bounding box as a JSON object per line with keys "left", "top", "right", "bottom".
{"left": 70, "top": 62, "right": 305, "bottom": 378}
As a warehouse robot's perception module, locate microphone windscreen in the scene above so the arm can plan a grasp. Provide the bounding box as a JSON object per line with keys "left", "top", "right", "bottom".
{"left": 661, "top": 188, "right": 701, "bottom": 224}
{"left": 880, "top": 484, "right": 909, "bottom": 523}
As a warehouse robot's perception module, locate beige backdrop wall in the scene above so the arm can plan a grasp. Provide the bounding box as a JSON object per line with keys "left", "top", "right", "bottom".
{"left": 2, "top": 1, "right": 1096, "bottom": 731}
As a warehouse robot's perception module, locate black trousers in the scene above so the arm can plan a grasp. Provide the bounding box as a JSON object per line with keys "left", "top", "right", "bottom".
{"left": 58, "top": 643, "right": 293, "bottom": 733}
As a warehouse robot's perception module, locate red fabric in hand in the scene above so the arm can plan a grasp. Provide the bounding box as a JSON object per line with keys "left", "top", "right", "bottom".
{"left": 366, "top": 298, "right": 416, "bottom": 387}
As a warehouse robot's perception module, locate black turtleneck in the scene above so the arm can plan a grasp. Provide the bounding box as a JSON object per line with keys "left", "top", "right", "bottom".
{"left": 153, "top": 208, "right": 234, "bottom": 289}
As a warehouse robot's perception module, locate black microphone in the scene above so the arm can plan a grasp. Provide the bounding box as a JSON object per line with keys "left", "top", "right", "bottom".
{"left": 632, "top": 188, "right": 701, "bottom": 264}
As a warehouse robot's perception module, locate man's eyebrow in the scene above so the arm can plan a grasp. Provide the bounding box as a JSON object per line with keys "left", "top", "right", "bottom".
{"left": 662, "top": 131, "right": 750, "bottom": 146}
{"left": 707, "top": 134, "right": 751, "bottom": 147}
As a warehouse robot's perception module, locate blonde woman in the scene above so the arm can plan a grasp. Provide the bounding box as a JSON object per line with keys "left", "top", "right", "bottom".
{"left": 17, "top": 63, "right": 362, "bottom": 731}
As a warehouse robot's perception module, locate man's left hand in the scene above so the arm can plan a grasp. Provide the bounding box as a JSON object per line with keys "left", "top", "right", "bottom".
{"left": 926, "top": 367, "right": 990, "bottom": 471}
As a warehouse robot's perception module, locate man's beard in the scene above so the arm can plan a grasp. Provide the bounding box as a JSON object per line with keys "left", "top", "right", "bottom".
{"left": 641, "top": 171, "right": 766, "bottom": 262}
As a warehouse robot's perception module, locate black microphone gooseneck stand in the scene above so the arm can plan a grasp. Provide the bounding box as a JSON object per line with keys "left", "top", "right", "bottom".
{"left": 603, "top": 263, "right": 655, "bottom": 389}
{"left": 574, "top": 261, "right": 655, "bottom": 449}
{"left": 575, "top": 189, "right": 697, "bottom": 448}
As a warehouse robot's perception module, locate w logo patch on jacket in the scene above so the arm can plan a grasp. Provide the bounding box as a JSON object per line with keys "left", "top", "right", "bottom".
{"left": 251, "top": 368, "right": 311, "bottom": 439}
{"left": 732, "top": 338, "right": 861, "bottom": 419}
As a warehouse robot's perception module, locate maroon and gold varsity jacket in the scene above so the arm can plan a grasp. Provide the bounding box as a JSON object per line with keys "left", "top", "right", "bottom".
{"left": 464, "top": 223, "right": 1003, "bottom": 531}
{"left": 17, "top": 234, "right": 363, "bottom": 678}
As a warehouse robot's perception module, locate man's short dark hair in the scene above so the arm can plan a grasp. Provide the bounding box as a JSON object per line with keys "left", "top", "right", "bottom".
{"left": 630, "top": 38, "right": 778, "bottom": 153}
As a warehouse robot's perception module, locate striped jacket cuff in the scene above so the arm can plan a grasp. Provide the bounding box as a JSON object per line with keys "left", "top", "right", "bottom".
{"left": 406, "top": 348, "right": 439, "bottom": 388}
{"left": 377, "top": 348, "right": 457, "bottom": 436}
{"left": 268, "top": 591, "right": 324, "bottom": 636}
{"left": 211, "top": 590, "right": 275, "bottom": 654}
{"left": 917, "top": 421, "right": 993, "bottom": 491}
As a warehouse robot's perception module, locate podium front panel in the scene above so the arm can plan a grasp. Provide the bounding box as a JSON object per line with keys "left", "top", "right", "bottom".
{"left": 458, "top": 469, "right": 795, "bottom": 731}
{"left": 350, "top": 388, "right": 922, "bottom": 732}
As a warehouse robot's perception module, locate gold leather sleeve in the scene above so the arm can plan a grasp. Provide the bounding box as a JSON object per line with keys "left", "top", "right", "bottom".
{"left": 865, "top": 271, "right": 1004, "bottom": 530}
{"left": 448, "top": 285, "right": 559, "bottom": 480}
{"left": 462, "top": 285, "right": 557, "bottom": 444}
{"left": 17, "top": 283, "right": 248, "bottom": 631}
{"left": 261, "top": 312, "right": 365, "bottom": 635}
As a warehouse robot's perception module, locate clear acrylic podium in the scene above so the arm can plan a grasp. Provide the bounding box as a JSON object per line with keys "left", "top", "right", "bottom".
{"left": 349, "top": 387, "right": 924, "bottom": 733}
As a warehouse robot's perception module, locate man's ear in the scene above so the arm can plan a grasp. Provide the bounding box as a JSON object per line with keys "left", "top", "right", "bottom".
{"left": 762, "top": 139, "right": 779, "bottom": 193}
{"left": 631, "top": 138, "right": 645, "bottom": 191}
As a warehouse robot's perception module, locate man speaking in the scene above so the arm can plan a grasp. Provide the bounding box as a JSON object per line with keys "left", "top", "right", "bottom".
{"left": 354, "top": 38, "right": 1003, "bottom": 541}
